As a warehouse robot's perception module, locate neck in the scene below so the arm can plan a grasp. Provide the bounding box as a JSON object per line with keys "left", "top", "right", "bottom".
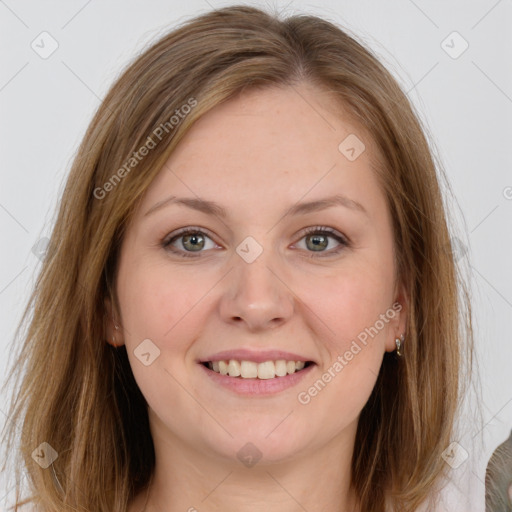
{"left": 137, "top": 412, "right": 360, "bottom": 512}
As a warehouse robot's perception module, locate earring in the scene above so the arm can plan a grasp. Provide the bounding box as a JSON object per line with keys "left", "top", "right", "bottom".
{"left": 395, "top": 334, "right": 404, "bottom": 357}
{"left": 109, "top": 318, "right": 121, "bottom": 347}
{"left": 113, "top": 322, "right": 120, "bottom": 344}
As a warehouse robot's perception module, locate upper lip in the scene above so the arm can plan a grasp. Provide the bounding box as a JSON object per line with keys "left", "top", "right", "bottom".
{"left": 198, "top": 349, "right": 315, "bottom": 364}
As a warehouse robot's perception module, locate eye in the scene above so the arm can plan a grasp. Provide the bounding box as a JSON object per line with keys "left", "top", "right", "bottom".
{"left": 162, "top": 227, "right": 219, "bottom": 258}
{"left": 294, "top": 226, "right": 349, "bottom": 256}
{"left": 162, "top": 225, "right": 349, "bottom": 259}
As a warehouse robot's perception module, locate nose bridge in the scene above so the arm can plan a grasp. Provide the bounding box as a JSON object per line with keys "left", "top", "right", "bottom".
{"left": 220, "top": 235, "right": 293, "bottom": 330}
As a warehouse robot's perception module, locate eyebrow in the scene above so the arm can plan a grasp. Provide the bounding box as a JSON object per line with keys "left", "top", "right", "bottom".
{"left": 143, "top": 193, "right": 368, "bottom": 219}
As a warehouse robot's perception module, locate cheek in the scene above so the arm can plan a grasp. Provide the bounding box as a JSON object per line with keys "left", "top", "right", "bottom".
{"left": 302, "top": 244, "right": 395, "bottom": 416}
{"left": 295, "top": 262, "right": 392, "bottom": 430}
{"left": 300, "top": 254, "right": 395, "bottom": 351}
{"left": 117, "top": 259, "right": 211, "bottom": 425}
{"left": 118, "top": 257, "right": 212, "bottom": 343}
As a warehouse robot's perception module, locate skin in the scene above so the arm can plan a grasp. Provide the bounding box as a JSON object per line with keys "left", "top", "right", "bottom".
{"left": 106, "top": 82, "right": 408, "bottom": 512}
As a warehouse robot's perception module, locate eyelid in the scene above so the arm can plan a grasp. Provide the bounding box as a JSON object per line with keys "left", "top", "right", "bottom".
{"left": 299, "top": 225, "right": 349, "bottom": 244}
{"left": 162, "top": 225, "right": 217, "bottom": 245}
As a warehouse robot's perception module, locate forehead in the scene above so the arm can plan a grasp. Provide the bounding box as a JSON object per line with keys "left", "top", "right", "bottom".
{"left": 138, "top": 83, "right": 385, "bottom": 220}
{"left": 173, "top": 83, "right": 369, "bottom": 163}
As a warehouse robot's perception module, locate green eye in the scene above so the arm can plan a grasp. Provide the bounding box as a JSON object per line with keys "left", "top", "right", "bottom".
{"left": 180, "top": 232, "right": 206, "bottom": 252}
{"left": 297, "top": 226, "right": 349, "bottom": 256}
{"left": 163, "top": 226, "right": 349, "bottom": 259}
{"left": 163, "top": 228, "right": 217, "bottom": 258}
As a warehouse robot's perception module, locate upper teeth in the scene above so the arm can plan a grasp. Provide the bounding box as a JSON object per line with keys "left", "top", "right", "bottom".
{"left": 207, "top": 360, "right": 307, "bottom": 379}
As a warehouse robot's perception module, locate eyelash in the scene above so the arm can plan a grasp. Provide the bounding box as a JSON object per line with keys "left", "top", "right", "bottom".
{"left": 162, "top": 226, "right": 349, "bottom": 259}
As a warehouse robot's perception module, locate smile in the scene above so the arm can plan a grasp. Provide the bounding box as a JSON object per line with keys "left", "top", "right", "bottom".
{"left": 203, "top": 359, "right": 312, "bottom": 379}
{"left": 199, "top": 359, "right": 316, "bottom": 396}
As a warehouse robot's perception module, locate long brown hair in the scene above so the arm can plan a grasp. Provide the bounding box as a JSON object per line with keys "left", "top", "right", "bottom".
{"left": 1, "top": 5, "right": 475, "bottom": 511}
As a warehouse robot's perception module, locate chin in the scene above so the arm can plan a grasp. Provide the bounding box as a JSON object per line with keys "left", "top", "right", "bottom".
{"left": 200, "top": 425, "right": 309, "bottom": 467}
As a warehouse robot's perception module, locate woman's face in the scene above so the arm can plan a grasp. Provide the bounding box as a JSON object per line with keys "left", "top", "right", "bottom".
{"left": 110, "top": 83, "right": 407, "bottom": 465}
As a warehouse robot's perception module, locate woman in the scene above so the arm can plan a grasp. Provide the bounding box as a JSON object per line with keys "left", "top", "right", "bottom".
{"left": 0, "top": 5, "right": 474, "bottom": 511}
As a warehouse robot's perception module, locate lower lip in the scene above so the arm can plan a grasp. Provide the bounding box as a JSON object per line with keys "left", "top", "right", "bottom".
{"left": 198, "top": 363, "right": 315, "bottom": 396}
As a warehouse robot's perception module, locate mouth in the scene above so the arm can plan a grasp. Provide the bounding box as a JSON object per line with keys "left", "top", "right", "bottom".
{"left": 200, "top": 359, "right": 315, "bottom": 380}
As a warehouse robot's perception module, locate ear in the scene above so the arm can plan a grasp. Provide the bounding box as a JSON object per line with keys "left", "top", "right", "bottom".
{"left": 385, "top": 280, "right": 408, "bottom": 353}
{"left": 104, "top": 295, "right": 125, "bottom": 347}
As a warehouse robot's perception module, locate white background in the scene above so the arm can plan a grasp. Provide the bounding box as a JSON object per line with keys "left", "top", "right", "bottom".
{"left": 0, "top": 1, "right": 511, "bottom": 510}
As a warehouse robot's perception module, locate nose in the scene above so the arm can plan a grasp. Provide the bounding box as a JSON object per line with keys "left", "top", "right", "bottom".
{"left": 219, "top": 246, "right": 294, "bottom": 332}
